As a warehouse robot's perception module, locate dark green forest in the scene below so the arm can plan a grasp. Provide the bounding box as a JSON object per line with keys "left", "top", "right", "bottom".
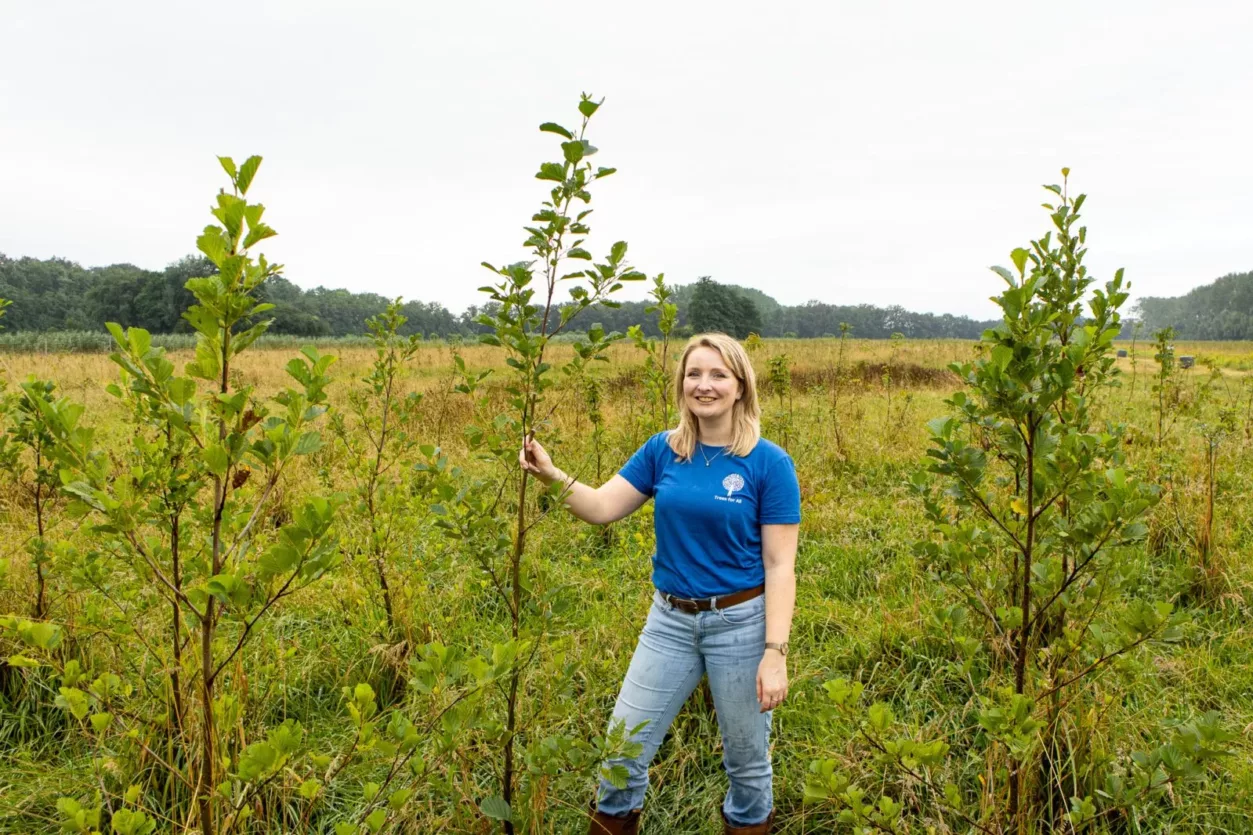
{"left": 0, "top": 253, "right": 999, "bottom": 340}
{"left": 0, "top": 254, "right": 462, "bottom": 338}
{"left": 3, "top": 252, "right": 1249, "bottom": 341}
{"left": 1133, "top": 270, "right": 1253, "bottom": 339}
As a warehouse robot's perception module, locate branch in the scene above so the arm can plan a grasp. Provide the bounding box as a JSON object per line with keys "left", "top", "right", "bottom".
{"left": 957, "top": 476, "right": 1026, "bottom": 553}
{"left": 349, "top": 679, "right": 498, "bottom": 828}
{"left": 1035, "top": 629, "right": 1160, "bottom": 704}
{"left": 124, "top": 532, "right": 205, "bottom": 621}
{"left": 211, "top": 560, "right": 310, "bottom": 682}
{"left": 217, "top": 470, "right": 283, "bottom": 568}
{"left": 1023, "top": 522, "right": 1120, "bottom": 634}
{"left": 854, "top": 727, "right": 999, "bottom": 835}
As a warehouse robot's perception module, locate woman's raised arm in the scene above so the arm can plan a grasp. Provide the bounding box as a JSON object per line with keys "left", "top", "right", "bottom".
{"left": 519, "top": 437, "right": 649, "bottom": 525}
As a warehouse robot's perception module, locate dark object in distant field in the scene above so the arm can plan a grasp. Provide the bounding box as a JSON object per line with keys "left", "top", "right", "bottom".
{"left": 1117, "top": 349, "right": 1128, "bottom": 357}
{"left": 1179, "top": 355, "right": 1196, "bottom": 369}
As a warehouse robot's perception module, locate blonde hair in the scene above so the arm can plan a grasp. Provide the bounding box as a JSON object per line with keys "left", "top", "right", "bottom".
{"left": 668, "top": 333, "right": 761, "bottom": 461}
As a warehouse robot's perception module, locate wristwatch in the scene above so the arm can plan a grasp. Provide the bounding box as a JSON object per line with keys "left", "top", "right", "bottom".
{"left": 764, "top": 642, "right": 789, "bottom": 657}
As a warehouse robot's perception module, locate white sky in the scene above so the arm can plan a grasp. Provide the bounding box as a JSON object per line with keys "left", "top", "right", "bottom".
{"left": 2, "top": 1, "right": 1250, "bottom": 319}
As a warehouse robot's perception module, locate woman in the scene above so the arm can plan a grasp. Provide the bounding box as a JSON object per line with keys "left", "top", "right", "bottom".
{"left": 519, "top": 333, "right": 800, "bottom": 835}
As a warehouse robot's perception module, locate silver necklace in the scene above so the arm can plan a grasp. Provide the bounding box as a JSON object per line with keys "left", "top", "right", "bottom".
{"left": 698, "top": 442, "right": 726, "bottom": 467}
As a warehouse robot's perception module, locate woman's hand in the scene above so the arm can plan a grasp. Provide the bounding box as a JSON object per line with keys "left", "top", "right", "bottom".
{"left": 757, "top": 651, "right": 788, "bottom": 713}
{"left": 519, "top": 436, "right": 561, "bottom": 484}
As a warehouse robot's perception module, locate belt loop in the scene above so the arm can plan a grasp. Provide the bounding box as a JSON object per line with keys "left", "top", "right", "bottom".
{"left": 709, "top": 594, "right": 718, "bottom": 611}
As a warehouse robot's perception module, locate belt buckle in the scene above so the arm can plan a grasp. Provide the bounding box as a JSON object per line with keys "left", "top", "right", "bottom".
{"left": 665, "top": 593, "right": 701, "bottom": 614}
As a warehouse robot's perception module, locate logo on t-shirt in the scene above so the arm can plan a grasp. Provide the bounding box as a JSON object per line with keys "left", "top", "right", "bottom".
{"left": 717, "top": 473, "right": 745, "bottom": 504}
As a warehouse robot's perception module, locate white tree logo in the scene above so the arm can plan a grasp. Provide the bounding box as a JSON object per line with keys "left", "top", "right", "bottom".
{"left": 722, "top": 474, "right": 745, "bottom": 497}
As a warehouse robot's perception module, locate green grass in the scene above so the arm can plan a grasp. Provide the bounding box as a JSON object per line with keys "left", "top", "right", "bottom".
{"left": 1, "top": 340, "right": 1251, "bottom": 834}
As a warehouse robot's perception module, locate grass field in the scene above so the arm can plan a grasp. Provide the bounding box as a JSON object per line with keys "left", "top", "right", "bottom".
{"left": 1, "top": 337, "right": 1251, "bottom": 834}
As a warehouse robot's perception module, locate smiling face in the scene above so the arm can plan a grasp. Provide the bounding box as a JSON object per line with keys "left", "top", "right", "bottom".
{"left": 682, "top": 345, "right": 742, "bottom": 426}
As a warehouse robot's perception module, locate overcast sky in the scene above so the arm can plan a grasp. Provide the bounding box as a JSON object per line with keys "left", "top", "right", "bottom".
{"left": 2, "top": 1, "right": 1250, "bottom": 319}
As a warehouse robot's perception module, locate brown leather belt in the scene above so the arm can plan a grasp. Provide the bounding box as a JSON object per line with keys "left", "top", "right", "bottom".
{"left": 660, "top": 584, "right": 765, "bottom": 614}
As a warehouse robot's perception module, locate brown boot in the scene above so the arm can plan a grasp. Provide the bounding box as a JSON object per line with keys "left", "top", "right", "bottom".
{"left": 588, "top": 803, "right": 641, "bottom": 835}
{"left": 722, "top": 809, "right": 775, "bottom": 834}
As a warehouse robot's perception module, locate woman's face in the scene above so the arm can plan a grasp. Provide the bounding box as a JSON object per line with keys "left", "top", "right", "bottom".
{"left": 682, "top": 346, "right": 741, "bottom": 424}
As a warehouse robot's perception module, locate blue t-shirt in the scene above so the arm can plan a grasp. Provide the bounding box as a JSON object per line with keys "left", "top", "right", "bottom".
{"left": 618, "top": 431, "right": 801, "bottom": 598}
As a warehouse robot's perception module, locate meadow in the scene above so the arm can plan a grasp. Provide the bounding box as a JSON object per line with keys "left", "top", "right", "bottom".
{"left": 1, "top": 334, "right": 1250, "bottom": 834}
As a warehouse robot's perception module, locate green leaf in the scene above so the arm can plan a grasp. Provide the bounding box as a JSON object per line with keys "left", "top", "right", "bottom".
{"left": 203, "top": 445, "right": 229, "bottom": 478}
{"left": 243, "top": 222, "right": 277, "bottom": 249}
{"left": 110, "top": 808, "right": 155, "bottom": 835}
{"left": 536, "top": 163, "right": 566, "bottom": 182}
{"left": 26, "top": 621, "right": 62, "bottom": 650}
{"left": 57, "top": 686, "right": 91, "bottom": 720}
{"left": 206, "top": 573, "right": 239, "bottom": 603}
{"left": 364, "top": 809, "right": 386, "bottom": 833}
{"left": 61, "top": 660, "right": 83, "bottom": 687}
{"left": 104, "top": 321, "right": 127, "bottom": 349}
{"left": 603, "top": 764, "right": 630, "bottom": 790}
{"left": 578, "top": 98, "right": 600, "bottom": 118}
{"left": 237, "top": 155, "right": 263, "bottom": 195}
{"left": 990, "top": 265, "right": 1016, "bottom": 287}
{"left": 926, "top": 416, "right": 952, "bottom": 438}
{"left": 539, "top": 122, "right": 574, "bottom": 139}
{"left": 293, "top": 431, "right": 324, "bottom": 456}
{"left": 127, "top": 327, "right": 152, "bottom": 357}
{"left": 867, "top": 702, "right": 894, "bottom": 732}
{"left": 259, "top": 543, "right": 300, "bottom": 578}
{"left": 991, "top": 344, "right": 1013, "bottom": 371}
{"left": 561, "top": 140, "right": 585, "bottom": 164}
{"left": 196, "top": 227, "right": 229, "bottom": 266}
{"left": 1010, "top": 247, "right": 1029, "bottom": 275}
{"left": 480, "top": 795, "right": 511, "bottom": 821}
{"left": 237, "top": 740, "right": 279, "bottom": 781}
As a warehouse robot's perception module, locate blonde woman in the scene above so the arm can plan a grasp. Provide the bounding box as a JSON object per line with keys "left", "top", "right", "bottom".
{"left": 520, "top": 333, "right": 800, "bottom": 835}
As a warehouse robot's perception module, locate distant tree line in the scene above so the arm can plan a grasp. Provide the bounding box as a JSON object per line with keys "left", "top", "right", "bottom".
{"left": 0, "top": 254, "right": 460, "bottom": 337}
{"left": 477, "top": 277, "right": 1002, "bottom": 340}
{"left": 1133, "top": 270, "right": 1253, "bottom": 340}
{"left": 0, "top": 253, "right": 1007, "bottom": 340}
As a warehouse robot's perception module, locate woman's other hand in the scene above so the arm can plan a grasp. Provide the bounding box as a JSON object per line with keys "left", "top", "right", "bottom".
{"left": 519, "top": 436, "right": 560, "bottom": 484}
{"left": 757, "top": 652, "right": 787, "bottom": 713}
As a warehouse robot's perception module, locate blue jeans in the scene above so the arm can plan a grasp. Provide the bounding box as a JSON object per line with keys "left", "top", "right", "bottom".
{"left": 596, "top": 590, "right": 772, "bottom": 827}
